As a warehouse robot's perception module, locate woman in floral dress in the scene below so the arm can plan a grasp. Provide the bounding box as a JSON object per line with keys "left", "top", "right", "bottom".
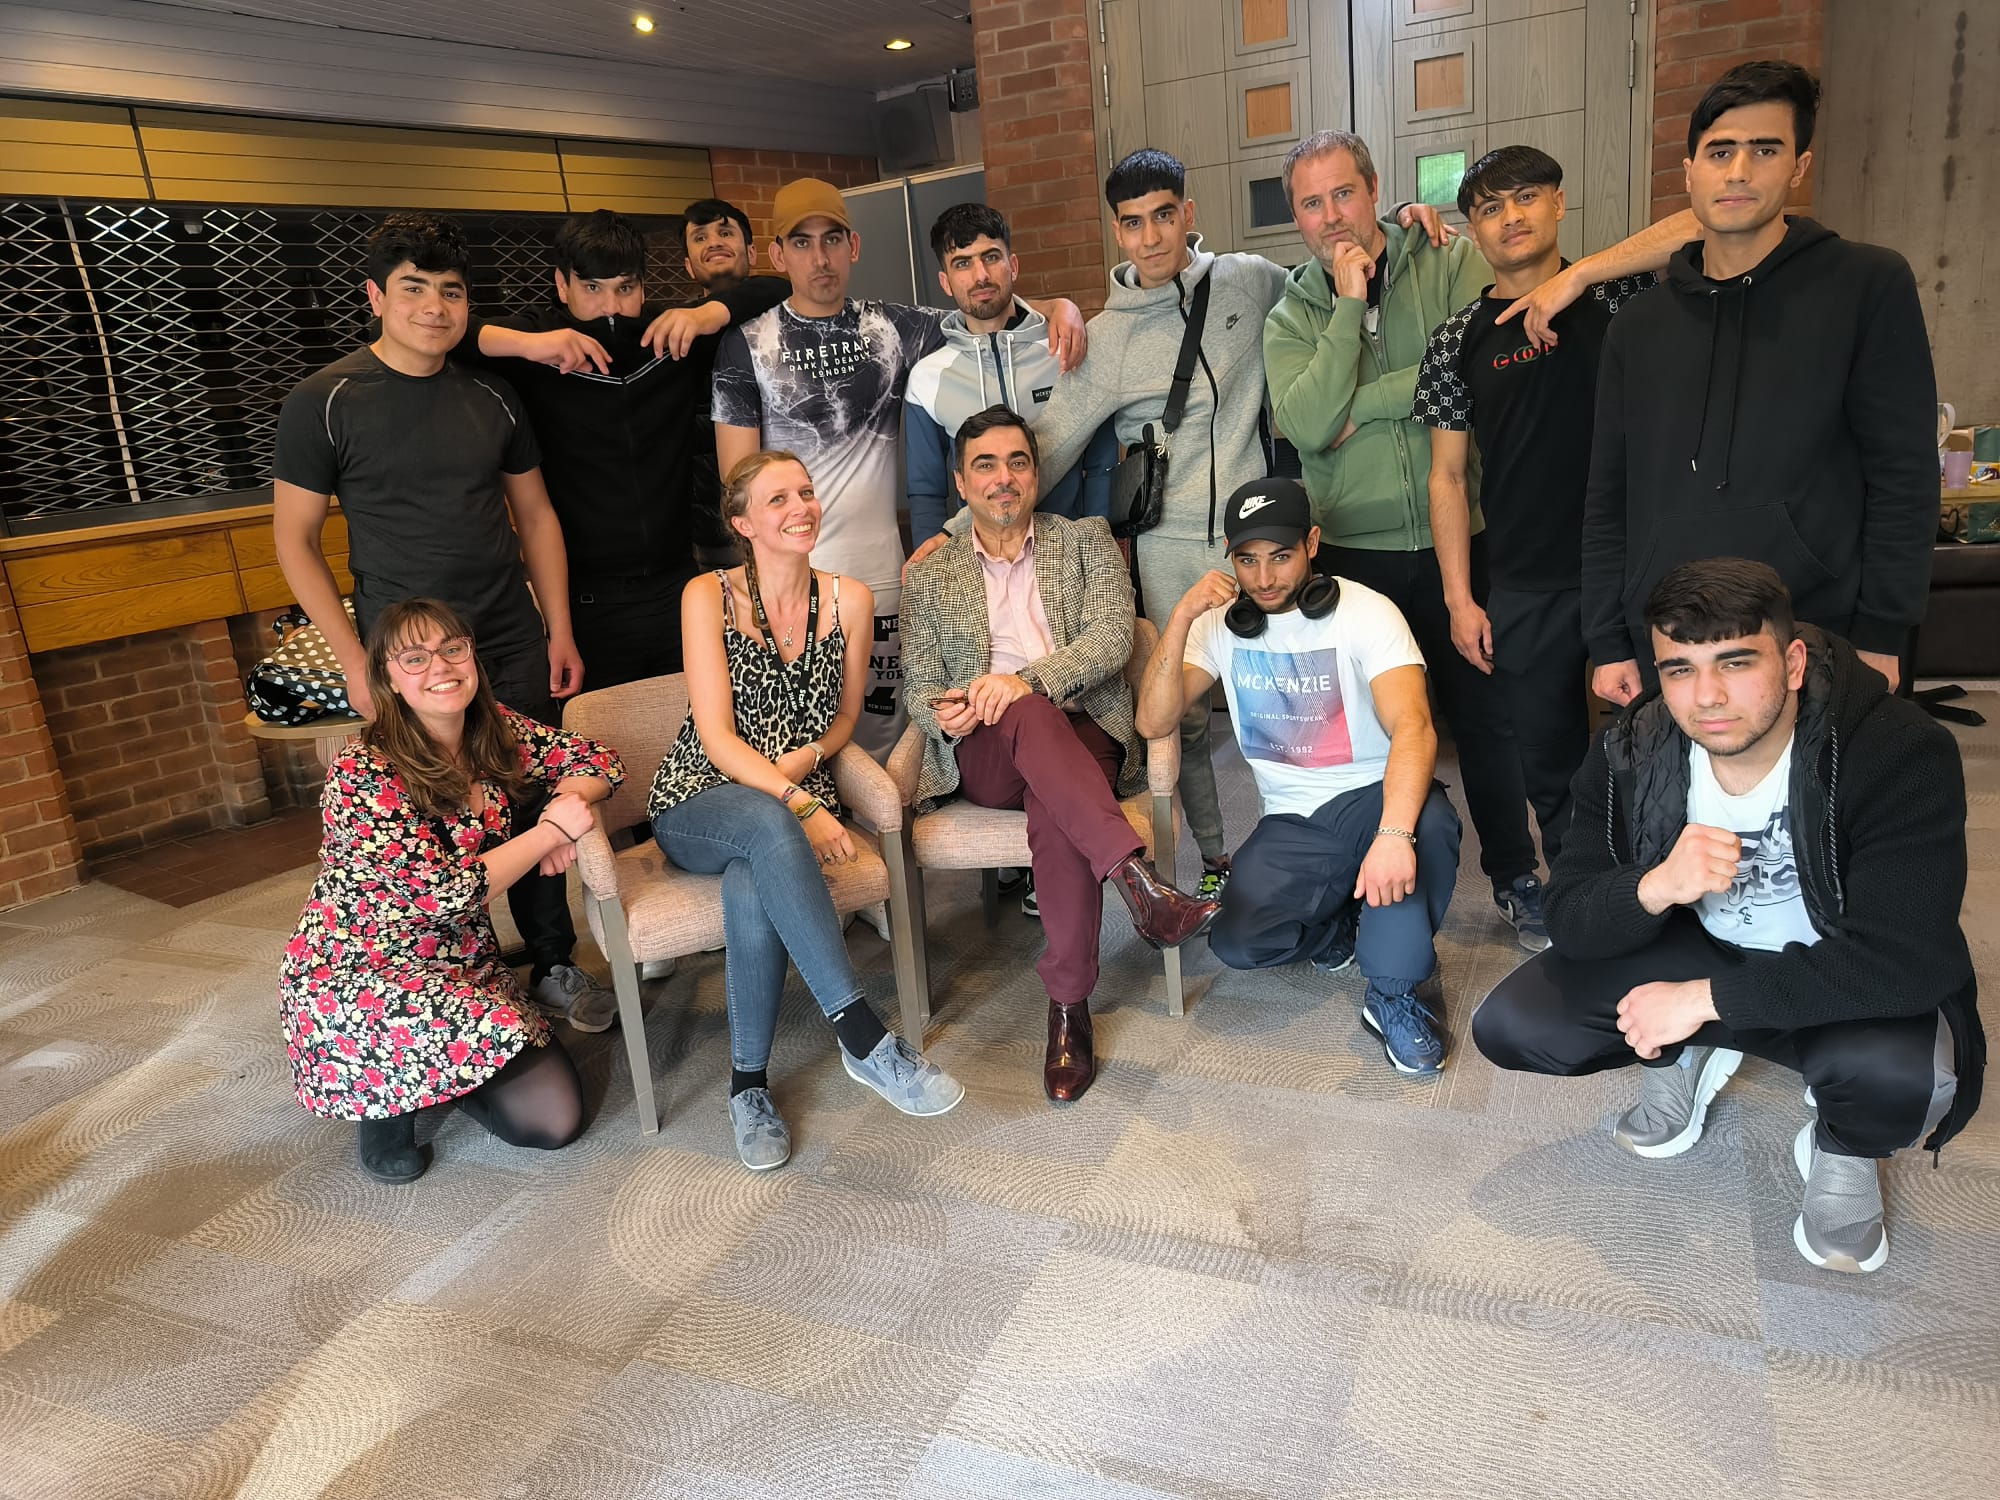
{"left": 282, "top": 598, "right": 623, "bottom": 1183}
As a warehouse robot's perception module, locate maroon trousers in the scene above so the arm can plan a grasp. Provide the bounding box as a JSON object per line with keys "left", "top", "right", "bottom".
{"left": 954, "top": 695, "right": 1143, "bottom": 1004}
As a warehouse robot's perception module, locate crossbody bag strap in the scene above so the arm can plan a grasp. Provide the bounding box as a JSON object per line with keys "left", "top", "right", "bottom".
{"left": 1160, "top": 270, "right": 1213, "bottom": 436}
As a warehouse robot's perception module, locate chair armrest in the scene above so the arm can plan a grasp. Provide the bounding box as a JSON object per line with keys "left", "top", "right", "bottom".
{"left": 1144, "top": 731, "right": 1180, "bottom": 797}
{"left": 833, "top": 744, "right": 904, "bottom": 834}
{"left": 575, "top": 811, "right": 622, "bottom": 898}
{"left": 885, "top": 722, "right": 924, "bottom": 804}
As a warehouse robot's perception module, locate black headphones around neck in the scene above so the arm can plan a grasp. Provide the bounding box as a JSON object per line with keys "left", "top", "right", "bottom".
{"left": 1225, "top": 572, "right": 1341, "bottom": 638}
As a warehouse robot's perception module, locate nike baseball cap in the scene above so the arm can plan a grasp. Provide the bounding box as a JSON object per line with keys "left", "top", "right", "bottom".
{"left": 771, "top": 178, "right": 854, "bottom": 240}
{"left": 1223, "top": 476, "right": 1313, "bottom": 549}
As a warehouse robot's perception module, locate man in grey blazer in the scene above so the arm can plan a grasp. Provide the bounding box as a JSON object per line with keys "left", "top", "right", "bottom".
{"left": 902, "top": 405, "right": 1218, "bottom": 1102}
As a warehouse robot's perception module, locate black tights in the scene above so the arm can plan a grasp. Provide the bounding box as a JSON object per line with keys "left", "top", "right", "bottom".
{"left": 455, "top": 1039, "right": 585, "bottom": 1150}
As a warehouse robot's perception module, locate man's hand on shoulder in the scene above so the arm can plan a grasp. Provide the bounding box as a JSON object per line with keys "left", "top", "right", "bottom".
{"left": 1395, "top": 202, "right": 1457, "bottom": 249}
{"left": 644, "top": 302, "right": 731, "bottom": 359}
{"left": 903, "top": 532, "right": 951, "bottom": 582}
{"left": 1045, "top": 298, "right": 1087, "bottom": 373}
{"left": 1636, "top": 823, "right": 1741, "bottom": 915}
{"left": 507, "top": 327, "right": 610, "bottom": 375}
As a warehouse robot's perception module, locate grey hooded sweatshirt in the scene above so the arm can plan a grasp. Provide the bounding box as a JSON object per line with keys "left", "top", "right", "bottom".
{"left": 1035, "top": 234, "right": 1288, "bottom": 546}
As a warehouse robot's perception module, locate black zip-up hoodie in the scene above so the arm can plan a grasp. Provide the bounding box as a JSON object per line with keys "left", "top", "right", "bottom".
{"left": 1547, "top": 626, "right": 1983, "bottom": 1152}
{"left": 455, "top": 275, "right": 788, "bottom": 585}
{"left": 1581, "top": 220, "right": 1938, "bottom": 667}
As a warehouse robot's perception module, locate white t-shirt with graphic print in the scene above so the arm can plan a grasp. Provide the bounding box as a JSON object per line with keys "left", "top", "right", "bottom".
{"left": 1185, "top": 579, "right": 1426, "bottom": 818}
{"left": 1684, "top": 734, "right": 1821, "bottom": 953}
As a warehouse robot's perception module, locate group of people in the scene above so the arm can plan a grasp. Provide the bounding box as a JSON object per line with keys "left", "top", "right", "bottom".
{"left": 274, "top": 57, "right": 1980, "bottom": 1275}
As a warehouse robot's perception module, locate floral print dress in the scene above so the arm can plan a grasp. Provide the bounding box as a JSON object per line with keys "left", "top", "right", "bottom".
{"left": 281, "top": 708, "right": 623, "bottom": 1120}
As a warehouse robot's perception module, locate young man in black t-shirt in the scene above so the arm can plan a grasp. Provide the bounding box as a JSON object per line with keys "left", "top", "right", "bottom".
{"left": 271, "top": 212, "right": 616, "bottom": 1033}
{"left": 1416, "top": 147, "right": 1692, "bottom": 867}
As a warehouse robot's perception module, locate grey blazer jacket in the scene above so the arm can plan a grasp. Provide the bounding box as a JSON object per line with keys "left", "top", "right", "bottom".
{"left": 902, "top": 513, "right": 1141, "bottom": 804}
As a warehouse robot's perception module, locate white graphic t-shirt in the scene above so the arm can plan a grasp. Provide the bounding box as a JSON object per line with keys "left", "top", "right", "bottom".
{"left": 712, "top": 297, "right": 944, "bottom": 757}
{"left": 1684, "top": 735, "right": 1821, "bottom": 953}
{"left": 712, "top": 298, "right": 944, "bottom": 598}
{"left": 1185, "top": 579, "right": 1426, "bottom": 818}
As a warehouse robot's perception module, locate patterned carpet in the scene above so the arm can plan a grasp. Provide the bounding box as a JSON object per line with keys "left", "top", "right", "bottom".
{"left": 2, "top": 702, "right": 1996, "bottom": 1500}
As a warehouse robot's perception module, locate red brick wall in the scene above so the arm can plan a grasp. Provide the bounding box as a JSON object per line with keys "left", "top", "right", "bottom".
{"left": 972, "top": 0, "right": 1107, "bottom": 315}
{"left": 32, "top": 622, "right": 270, "bottom": 860}
{"left": 0, "top": 568, "right": 83, "bottom": 909}
{"left": 1652, "top": 0, "right": 1825, "bottom": 219}
{"left": 708, "top": 149, "right": 881, "bottom": 250}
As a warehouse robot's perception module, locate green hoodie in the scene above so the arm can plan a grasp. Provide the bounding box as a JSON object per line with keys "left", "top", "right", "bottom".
{"left": 1264, "top": 220, "right": 1489, "bottom": 550}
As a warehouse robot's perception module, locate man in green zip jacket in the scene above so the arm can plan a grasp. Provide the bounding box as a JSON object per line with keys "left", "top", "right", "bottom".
{"left": 1265, "top": 129, "right": 1548, "bottom": 952}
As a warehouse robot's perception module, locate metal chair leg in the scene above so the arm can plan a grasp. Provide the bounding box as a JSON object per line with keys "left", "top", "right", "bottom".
{"left": 883, "top": 828, "right": 933, "bottom": 1045}
{"left": 595, "top": 895, "right": 659, "bottom": 1135}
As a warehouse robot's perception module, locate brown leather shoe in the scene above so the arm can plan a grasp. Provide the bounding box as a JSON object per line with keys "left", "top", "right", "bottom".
{"left": 1110, "top": 855, "right": 1220, "bottom": 949}
{"left": 1045, "top": 998, "right": 1096, "bottom": 1102}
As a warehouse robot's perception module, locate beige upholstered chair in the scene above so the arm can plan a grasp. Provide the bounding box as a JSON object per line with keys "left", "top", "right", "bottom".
{"left": 885, "top": 617, "right": 1186, "bottom": 1042}
{"left": 564, "top": 674, "right": 922, "bottom": 1134}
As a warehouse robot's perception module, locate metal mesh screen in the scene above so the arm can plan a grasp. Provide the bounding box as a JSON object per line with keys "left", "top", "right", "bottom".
{"left": 0, "top": 200, "right": 694, "bottom": 531}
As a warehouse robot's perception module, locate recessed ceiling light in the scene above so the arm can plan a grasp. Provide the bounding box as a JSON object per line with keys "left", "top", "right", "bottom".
{"left": 884, "top": 38, "right": 913, "bottom": 50}
{"left": 634, "top": 14, "right": 654, "bottom": 32}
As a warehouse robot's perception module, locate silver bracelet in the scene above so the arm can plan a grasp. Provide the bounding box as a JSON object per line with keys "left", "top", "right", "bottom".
{"left": 1375, "top": 825, "right": 1417, "bottom": 845}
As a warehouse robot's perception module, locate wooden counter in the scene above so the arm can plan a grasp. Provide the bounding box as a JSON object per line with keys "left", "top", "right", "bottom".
{"left": 0, "top": 503, "right": 351, "bottom": 653}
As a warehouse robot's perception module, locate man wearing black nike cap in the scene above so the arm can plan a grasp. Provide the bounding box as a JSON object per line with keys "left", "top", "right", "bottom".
{"left": 1138, "top": 478, "right": 1464, "bottom": 1075}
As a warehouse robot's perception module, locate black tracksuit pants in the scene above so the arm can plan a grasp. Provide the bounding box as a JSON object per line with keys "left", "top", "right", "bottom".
{"left": 1487, "top": 586, "right": 1590, "bottom": 869}
{"left": 569, "top": 567, "right": 697, "bottom": 692}
{"left": 1471, "top": 911, "right": 1959, "bottom": 1158}
{"left": 1322, "top": 538, "right": 1536, "bottom": 886}
{"left": 484, "top": 644, "right": 578, "bottom": 979}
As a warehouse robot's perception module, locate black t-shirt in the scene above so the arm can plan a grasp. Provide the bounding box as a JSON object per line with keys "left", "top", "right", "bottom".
{"left": 270, "top": 346, "right": 545, "bottom": 654}
{"left": 1415, "top": 269, "right": 1655, "bottom": 591}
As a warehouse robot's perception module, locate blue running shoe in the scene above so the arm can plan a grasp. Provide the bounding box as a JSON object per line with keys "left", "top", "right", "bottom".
{"left": 1361, "top": 983, "right": 1447, "bottom": 1076}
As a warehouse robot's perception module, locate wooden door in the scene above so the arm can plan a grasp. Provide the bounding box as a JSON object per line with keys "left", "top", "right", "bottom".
{"left": 1352, "top": 0, "right": 1648, "bottom": 255}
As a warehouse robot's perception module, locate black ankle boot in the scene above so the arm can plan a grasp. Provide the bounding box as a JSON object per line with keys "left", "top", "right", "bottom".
{"left": 357, "top": 1112, "right": 429, "bottom": 1184}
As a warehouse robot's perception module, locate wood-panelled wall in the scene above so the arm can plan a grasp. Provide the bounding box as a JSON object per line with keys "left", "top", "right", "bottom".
{"left": 0, "top": 96, "right": 714, "bottom": 214}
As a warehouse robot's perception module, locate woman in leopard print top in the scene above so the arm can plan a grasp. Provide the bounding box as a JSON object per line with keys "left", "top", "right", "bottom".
{"left": 648, "top": 451, "right": 962, "bottom": 1171}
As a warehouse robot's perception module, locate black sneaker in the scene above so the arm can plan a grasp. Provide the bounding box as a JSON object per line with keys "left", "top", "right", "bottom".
{"left": 1197, "top": 863, "right": 1231, "bottom": 901}
{"left": 1494, "top": 874, "right": 1551, "bottom": 952}
{"left": 1310, "top": 907, "right": 1359, "bottom": 974}
{"left": 1020, "top": 873, "right": 1039, "bottom": 920}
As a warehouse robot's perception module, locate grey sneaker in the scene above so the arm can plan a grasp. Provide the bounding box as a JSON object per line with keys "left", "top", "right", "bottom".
{"left": 727, "top": 1088, "right": 791, "bottom": 1171}
{"left": 640, "top": 957, "right": 677, "bottom": 982}
{"left": 530, "top": 963, "right": 618, "bottom": 1033}
{"left": 1792, "top": 1123, "right": 1888, "bottom": 1273}
{"left": 841, "top": 1032, "right": 965, "bottom": 1117}
{"left": 1612, "top": 1046, "right": 1743, "bottom": 1158}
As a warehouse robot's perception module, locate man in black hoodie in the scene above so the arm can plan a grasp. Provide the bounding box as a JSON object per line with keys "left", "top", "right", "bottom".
{"left": 457, "top": 208, "right": 788, "bottom": 688}
{"left": 1473, "top": 559, "right": 1981, "bottom": 1275}
{"left": 1581, "top": 61, "right": 1937, "bottom": 705}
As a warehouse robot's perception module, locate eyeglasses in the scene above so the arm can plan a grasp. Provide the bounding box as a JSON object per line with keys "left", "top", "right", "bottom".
{"left": 390, "top": 637, "right": 474, "bottom": 674}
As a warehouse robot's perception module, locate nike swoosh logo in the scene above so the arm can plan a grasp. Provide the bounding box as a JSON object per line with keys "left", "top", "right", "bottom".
{"left": 1236, "top": 494, "right": 1275, "bottom": 517}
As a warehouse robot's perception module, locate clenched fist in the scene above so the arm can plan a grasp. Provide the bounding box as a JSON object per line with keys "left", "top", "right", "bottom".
{"left": 1637, "top": 823, "right": 1742, "bottom": 914}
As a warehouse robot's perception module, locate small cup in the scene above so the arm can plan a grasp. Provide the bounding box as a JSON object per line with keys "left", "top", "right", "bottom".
{"left": 1942, "top": 449, "right": 1975, "bottom": 490}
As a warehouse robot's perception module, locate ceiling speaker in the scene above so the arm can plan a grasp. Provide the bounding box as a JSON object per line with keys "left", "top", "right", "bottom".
{"left": 876, "top": 84, "right": 953, "bottom": 174}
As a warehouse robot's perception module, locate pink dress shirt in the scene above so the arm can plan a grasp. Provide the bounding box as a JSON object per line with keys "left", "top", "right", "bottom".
{"left": 971, "top": 523, "right": 1055, "bottom": 677}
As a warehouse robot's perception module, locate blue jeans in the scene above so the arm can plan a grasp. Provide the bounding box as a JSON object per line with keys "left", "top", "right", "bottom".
{"left": 651, "top": 784, "right": 865, "bottom": 1072}
{"left": 1209, "top": 780, "right": 1462, "bottom": 994}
